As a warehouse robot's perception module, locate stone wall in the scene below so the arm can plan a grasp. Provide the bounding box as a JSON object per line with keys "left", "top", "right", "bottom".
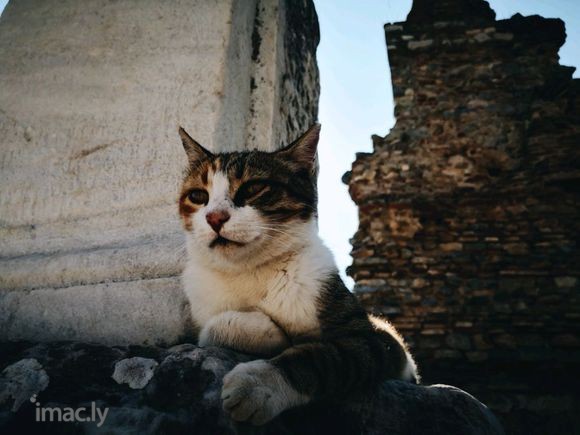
{"left": 0, "top": 0, "right": 319, "bottom": 345}
{"left": 346, "top": 1, "right": 580, "bottom": 433}
{"left": 0, "top": 341, "right": 503, "bottom": 435}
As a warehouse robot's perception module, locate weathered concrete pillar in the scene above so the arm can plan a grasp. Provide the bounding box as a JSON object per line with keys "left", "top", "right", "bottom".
{"left": 0, "top": 0, "right": 319, "bottom": 345}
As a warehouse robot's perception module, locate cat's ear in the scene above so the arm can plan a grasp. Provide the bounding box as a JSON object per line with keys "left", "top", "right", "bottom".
{"left": 178, "top": 126, "right": 214, "bottom": 163}
{"left": 277, "top": 123, "right": 320, "bottom": 172}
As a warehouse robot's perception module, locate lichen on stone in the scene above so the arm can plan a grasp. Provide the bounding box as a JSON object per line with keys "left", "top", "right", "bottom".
{"left": 112, "top": 357, "right": 158, "bottom": 390}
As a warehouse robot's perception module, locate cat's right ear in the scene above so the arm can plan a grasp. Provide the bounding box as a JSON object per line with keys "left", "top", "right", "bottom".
{"left": 178, "top": 126, "right": 214, "bottom": 163}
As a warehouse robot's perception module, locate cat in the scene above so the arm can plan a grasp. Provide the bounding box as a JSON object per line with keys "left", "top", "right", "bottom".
{"left": 178, "top": 123, "right": 418, "bottom": 425}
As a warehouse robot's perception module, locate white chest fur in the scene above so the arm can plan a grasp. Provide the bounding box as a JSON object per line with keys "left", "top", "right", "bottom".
{"left": 182, "top": 234, "right": 336, "bottom": 338}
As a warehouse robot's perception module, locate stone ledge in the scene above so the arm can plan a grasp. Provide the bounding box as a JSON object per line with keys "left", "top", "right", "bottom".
{"left": 0, "top": 281, "right": 189, "bottom": 345}
{"left": 0, "top": 341, "right": 503, "bottom": 434}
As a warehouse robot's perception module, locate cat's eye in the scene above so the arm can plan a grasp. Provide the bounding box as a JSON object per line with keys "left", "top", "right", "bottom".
{"left": 188, "top": 189, "right": 209, "bottom": 205}
{"left": 244, "top": 182, "right": 268, "bottom": 197}
{"left": 235, "top": 181, "right": 269, "bottom": 205}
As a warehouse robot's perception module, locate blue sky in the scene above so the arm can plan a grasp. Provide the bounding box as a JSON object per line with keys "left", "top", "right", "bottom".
{"left": 0, "top": 1, "right": 578, "bottom": 287}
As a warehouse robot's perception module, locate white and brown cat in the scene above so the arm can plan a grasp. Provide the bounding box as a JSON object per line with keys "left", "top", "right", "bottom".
{"left": 178, "top": 124, "right": 418, "bottom": 425}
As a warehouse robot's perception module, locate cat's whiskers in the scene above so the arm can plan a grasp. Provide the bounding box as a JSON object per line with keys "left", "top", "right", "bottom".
{"left": 258, "top": 235, "right": 296, "bottom": 254}
{"left": 254, "top": 226, "right": 299, "bottom": 245}
{"left": 255, "top": 225, "right": 294, "bottom": 238}
{"left": 254, "top": 231, "right": 300, "bottom": 256}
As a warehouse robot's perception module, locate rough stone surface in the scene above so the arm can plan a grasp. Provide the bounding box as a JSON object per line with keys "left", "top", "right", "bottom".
{"left": 0, "top": 341, "right": 503, "bottom": 434}
{"left": 346, "top": 1, "right": 580, "bottom": 434}
{"left": 0, "top": 358, "right": 49, "bottom": 412}
{"left": 0, "top": 0, "right": 320, "bottom": 345}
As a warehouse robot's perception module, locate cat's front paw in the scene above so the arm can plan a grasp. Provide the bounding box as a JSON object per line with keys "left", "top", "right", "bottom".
{"left": 198, "top": 320, "right": 220, "bottom": 348}
{"left": 221, "top": 360, "right": 307, "bottom": 425}
{"left": 199, "top": 311, "right": 290, "bottom": 356}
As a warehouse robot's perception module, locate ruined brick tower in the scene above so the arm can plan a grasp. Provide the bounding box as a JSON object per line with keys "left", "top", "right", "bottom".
{"left": 347, "top": 0, "right": 580, "bottom": 433}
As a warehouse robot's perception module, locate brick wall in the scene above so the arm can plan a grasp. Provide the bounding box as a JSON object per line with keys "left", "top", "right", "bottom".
{"left": 346, "top": 1, "right": 580, "bottom": 433}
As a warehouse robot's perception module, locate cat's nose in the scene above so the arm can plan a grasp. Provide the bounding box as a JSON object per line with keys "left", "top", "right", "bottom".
{"left": 206, "top": 210, "right": 230, "bottom": 233}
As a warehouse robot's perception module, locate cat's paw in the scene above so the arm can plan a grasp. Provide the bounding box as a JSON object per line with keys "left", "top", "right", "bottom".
{"left": 221, "top": 360, "right": 307, "bottom": 425}
{"left": 199, "top": 311, "right": 290, "bottom": 356}
{"left": 257, "top": 322, "right": 291, "bottom": 355}
{"left": 198, "top": 320, "right": 220, "bottom": 348}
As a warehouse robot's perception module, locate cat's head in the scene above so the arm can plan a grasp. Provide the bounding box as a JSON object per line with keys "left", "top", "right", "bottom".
{"left": 178, "top": 124, "right": 320, "bottom": 270}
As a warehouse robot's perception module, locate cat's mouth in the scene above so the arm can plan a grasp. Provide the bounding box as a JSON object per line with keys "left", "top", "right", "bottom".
{"left": 209, "top": 235, "right": 246, "bottom": 249}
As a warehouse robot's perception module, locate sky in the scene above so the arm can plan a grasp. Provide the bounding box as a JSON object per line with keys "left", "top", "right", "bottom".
{"left": 0, "top": 1, "right": 578, "bottom": 287}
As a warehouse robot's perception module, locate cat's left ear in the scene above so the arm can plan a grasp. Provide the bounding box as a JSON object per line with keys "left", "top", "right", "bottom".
{"left": 178, "top": 126, "right": 214, "bottom": 163}
{"left": 277, "top": 123, "right": 320, "bottom": 172}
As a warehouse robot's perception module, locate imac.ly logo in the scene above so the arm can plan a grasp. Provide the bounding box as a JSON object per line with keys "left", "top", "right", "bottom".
{"left": 30, "top": 395, "right": 109, "bottom": 427}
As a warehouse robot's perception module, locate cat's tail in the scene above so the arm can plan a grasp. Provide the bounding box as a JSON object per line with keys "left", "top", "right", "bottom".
{"left": 369, "top": 314, "right": 420, "bottom": 384}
